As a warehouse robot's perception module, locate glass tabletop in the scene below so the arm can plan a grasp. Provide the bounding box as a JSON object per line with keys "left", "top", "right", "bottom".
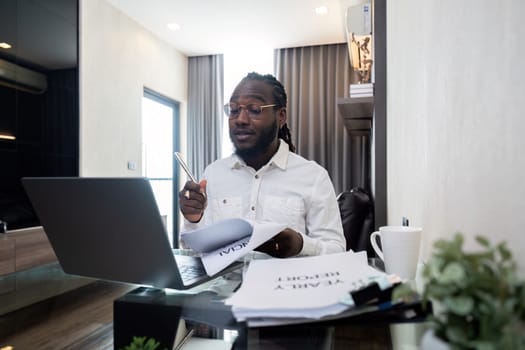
{"left": 0, "top": 262, "right": 93, "bottom": 316}
{"left": 113, "top": 283, "right": 431, "bottom": 350}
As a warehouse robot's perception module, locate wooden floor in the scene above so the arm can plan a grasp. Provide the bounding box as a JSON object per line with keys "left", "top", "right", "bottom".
{"left": 1, "top": 281, "right": 135, "bottom": 350}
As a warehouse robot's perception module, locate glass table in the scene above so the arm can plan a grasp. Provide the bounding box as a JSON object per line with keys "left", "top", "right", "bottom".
{"left": 0, "top": 262, "right": 93, "bottom": 316}
{"left": 113, "top": 280, "right": 431, "bottom": 350}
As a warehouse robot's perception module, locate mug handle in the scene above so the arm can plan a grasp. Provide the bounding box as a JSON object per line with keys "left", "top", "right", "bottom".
{"left": 370, "top": 231, "right": 384, "bottom": 261}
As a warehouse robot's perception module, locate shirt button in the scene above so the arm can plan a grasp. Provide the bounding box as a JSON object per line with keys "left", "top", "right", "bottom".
{"left": 223, "top": 199, "right": 227, "bottom": 204}
{"left": 251, "top": 206, "right": 255, "bottom": 211}
{"left": 255, "top": 174, "right": 259, "bottom": 179}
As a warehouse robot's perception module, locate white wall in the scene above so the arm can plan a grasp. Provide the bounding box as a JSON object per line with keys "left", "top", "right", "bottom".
{"left": 79, "top": 0, "right": 188, "bottom": 176}
{"left": 388, "top": 1, "right": 525, "bottom": 273}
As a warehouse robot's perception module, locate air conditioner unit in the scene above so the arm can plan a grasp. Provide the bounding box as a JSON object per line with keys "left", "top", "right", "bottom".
{"left": 0, "top": 58, "right": 48, "bottom": 94}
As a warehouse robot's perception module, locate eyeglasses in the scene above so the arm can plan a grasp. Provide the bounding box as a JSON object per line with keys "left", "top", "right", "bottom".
{"left": 224, "top": 103, "right": 277, "bottom": 119}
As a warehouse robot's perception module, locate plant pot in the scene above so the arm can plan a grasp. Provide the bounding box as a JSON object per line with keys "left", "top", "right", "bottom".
{"left": 421, "top": 329, "right": 450, "bottom": 350}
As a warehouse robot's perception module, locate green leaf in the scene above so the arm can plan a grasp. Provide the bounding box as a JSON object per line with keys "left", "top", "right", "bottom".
{"left": 445, "top": 325, "right": 468, "bottom": 345}
{"left": 391, "top": 283, "right": 418, "bottom": 303}
{"left": 470, "top": 340, "right": 495, "bottom": 350}
{"left": 497, "top": 243, "right": 512, "bottom": 261}
{"left": 439, "top": 262, "right": 466, "bottom": 284}
{"left": 475, "top": 235, "right": 490, "bottom": 247}
{"left": 444, "top": 295, "right": 474, "bottom": 315}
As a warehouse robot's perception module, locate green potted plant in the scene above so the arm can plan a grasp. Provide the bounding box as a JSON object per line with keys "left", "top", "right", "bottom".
{"left": 395, "top": 233, "right": 525, "bottom": 349}
{"left": 120, "top": 336, "right": 167, "bottom": 350}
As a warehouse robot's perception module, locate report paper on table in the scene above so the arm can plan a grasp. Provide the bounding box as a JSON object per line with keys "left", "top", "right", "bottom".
{"left": 225, "top": 250, "right": 395, "bottom": 323}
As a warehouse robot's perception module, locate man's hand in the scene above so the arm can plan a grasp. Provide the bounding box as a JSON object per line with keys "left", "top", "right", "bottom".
{"left": 256, "top": 228, "right": 303, "bottom": 258}
{"left": 179, "top": 180, "right": 207, "bottom": 223}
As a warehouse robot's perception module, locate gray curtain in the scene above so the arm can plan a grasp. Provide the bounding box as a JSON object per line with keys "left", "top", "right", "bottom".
{"left": 187, "top": 55, "right": 224, "bottom": 179}
{"left": 274, "top": 44, "right": 369, "bottom": 195}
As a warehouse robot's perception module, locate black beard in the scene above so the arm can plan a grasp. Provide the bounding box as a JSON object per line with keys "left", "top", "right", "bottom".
{"left": 232, "top": 119, "right": 279, "bottom": 160}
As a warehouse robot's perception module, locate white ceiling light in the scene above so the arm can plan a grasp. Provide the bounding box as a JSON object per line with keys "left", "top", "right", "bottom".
{"left": 315, "top": 6, "right": 328, "bottom": 15}
{"left": 167, "top": 22, "right": 180, "bottom": 31}
{"left": 0, "top": 42, "right": 12, "bottom": 49}
{"left": 0, "top": 131, "right": 16, "bottom": 141}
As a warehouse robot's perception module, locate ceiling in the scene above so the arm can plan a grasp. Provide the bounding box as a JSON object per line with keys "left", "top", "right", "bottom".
{"left": 0, "top": 0, "right": 77, "bottom": 70}
{"left": 0, "top": 0, "right": 359, "bottom": 70}
{"left": 106, "top": 0, "right": 356, "bottom": 56}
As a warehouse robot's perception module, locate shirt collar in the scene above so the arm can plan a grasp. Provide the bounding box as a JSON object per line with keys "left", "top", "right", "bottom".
{"left": 271, "top": 139, "right": 289, "bottom": 170}
{"left": 230, "top": 139, "right": 290, "bottom": 170}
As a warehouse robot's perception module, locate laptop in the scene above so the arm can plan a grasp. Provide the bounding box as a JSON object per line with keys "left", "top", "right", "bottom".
{"left": 21, "top": 177, "right": 242, "bottom": 290}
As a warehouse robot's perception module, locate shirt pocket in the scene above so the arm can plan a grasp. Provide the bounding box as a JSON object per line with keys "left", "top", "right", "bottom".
{"left": 210, "top": 196, "right": 242, "bottom": 221}
{"left": 262, "top": 195, "right": 305, "bottom": 229}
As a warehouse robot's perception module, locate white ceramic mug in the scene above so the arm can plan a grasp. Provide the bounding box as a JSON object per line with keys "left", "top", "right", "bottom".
{"left": 370, "top": 226, "right": 422, "bottom": 280}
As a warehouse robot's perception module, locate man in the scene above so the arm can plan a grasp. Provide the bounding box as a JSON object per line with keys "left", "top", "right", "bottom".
{"left": 179, "top": 72, "right": 345, "bottom": 258}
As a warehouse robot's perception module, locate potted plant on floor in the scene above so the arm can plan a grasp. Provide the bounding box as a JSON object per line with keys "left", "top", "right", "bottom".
{"left": 395, "top": 233, "right": 525, "bottom": 349}
{"left": 120, "top": 336, "right": 166, "bottom": 350}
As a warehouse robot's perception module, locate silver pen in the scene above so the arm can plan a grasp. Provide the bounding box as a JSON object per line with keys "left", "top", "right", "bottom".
{"left": 174, "top": 152, "right": 197, "bottom": 183}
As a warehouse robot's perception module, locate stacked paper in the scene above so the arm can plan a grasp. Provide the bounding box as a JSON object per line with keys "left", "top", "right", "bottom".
{"left": 350, "top": 83, "right": 374, "bottom": 98}
{"left": 224, "top": 251, "right": 392, "bottom": 325}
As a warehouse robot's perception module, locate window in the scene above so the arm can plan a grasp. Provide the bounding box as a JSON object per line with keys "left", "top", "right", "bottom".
{"left": 142, "top": 89, "right": 180, "bottom": 247}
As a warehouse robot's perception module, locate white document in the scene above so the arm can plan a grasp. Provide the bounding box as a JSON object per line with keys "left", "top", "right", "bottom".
{"left": 245, "top": 304, "right": 380, "bottom": 327}
{"left": 225, "top": 251, "right": 390, "bottom": 322}
{"left": 180, "top": 218, "right": 287, "bottom": 276}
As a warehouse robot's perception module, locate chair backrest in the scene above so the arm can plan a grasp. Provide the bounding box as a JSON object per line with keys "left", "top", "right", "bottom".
{"left": 337, "top": 187, "right": 374, "bottom": 255}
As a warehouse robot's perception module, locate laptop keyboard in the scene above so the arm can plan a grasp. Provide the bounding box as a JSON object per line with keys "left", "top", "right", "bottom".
{"left": 179, "top": 263, "right": 206, "bottom": 280}
{"left": 173, "top": 253, "right": 207, "bottom": 283}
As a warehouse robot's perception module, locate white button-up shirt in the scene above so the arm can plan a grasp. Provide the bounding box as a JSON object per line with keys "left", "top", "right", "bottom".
{"left": 182, "top": 140, "right": 346, "bottom": 256}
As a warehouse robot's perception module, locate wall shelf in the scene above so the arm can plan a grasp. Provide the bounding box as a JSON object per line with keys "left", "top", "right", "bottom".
{"left": 336, "top": 0, "right": 386, "bottom": 230}
{"left": 336, "top": 96, "right": 374, "bottom": 132}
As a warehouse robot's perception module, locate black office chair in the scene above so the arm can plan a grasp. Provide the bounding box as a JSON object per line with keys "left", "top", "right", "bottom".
{"left": 337, "top": 187, "right": 375, "bottom": 255}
